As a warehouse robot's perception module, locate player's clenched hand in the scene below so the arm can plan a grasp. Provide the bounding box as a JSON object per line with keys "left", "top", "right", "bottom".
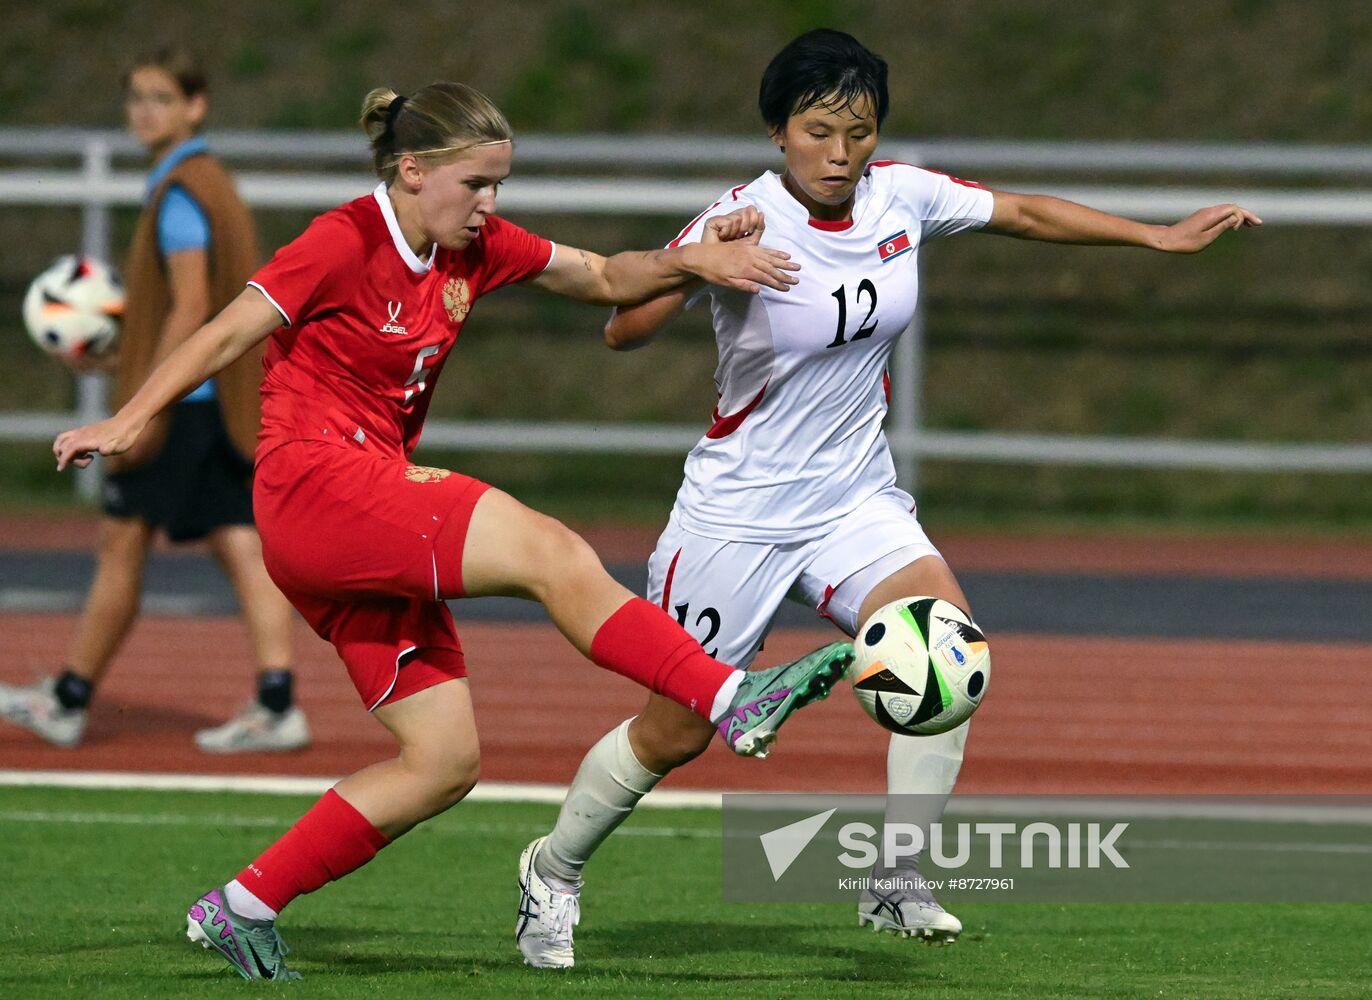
{"left": 1156, "top": 203, "right": 1262, "bottom": 253}
{"left": 682, "top": 241, "right": 799, "bottom": 294}
{"left": 703, "top": 207, "right": 766, "bottom": 246}
{"left": 53, "top": 417, "right": 144, "bottom": 471}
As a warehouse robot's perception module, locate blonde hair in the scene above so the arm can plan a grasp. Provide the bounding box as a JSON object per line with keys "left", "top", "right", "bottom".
{"left": 360, "top": 82, "right": 513, "bottom": 184}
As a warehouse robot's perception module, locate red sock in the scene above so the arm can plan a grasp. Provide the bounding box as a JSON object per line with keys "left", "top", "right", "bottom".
{"left": 589, "top": 597, "right": 733, "bottom": 718}
{"left": 235, "top": 789, "right": 389, "bottom": 913}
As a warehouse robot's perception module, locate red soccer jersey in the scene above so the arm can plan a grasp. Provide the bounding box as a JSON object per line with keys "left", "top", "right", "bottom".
{"left": 249, "top": 184, "right": 555, "bottom": 459}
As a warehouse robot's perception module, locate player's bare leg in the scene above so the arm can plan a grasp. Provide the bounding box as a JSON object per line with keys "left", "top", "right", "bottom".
{"left": 192, "top": 679, "right": 479, "bottom": 981}
{"left": 538, "top": 556, "right": 965, "bottom": 882}
{"left": 460, "top": 488, "right": 850, "bottom": 967}
{"left": 627, "top": 693, "right": 715, "bottom": 773}
{"left": 196, "top": 525, "right": 310, "bottom": 752}
{"left": 66, "top": 515, "right": 155, "bottom": 683}
{"left": 460, "top": 488, "right": 656, "bottom": 649}
{"left": 459, "top": 488, "right": 849, "bottom": 752}
{"left": 332, "top": 679, "right": 481, "bottom": 837}
{"left": 856, "top": 554, "right": 969, "bottom": 625}
{"left": 858, "top": 554, "right": 971, "bottom": 943}
{"left": 207, "top": 525, "right": 294, "bottom": 669}
{"left": 0, "top": 515, "right": 150, "bottom": 746}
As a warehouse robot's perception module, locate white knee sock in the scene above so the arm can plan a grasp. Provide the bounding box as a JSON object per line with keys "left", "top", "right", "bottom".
{"left": 536, "top": 718, "right": 664, "bottom": 887}
{"left": 882, "top": 721, "right": 970, "bottom": 872}
{"left": 887, "top": 721, "right": 969, "bottom": 795}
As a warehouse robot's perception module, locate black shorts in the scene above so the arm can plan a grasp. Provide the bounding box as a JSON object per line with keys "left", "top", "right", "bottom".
{"left": 102, "top": 400, "right": 255, "bottom": 543}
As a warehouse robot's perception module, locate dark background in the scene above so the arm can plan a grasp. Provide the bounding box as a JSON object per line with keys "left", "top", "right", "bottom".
{"left": 2, "top": 0, "right": 1368, "bottom": 528}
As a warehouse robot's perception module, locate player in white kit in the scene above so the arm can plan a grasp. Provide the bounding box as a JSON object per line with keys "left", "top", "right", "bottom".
{"left": 516, "top": 29, "right": 1260, "bottom": 966}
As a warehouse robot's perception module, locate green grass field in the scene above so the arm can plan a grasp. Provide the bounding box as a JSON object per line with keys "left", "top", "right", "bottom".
{"left": 1, "top": 785, "right": 1369, "bottom": 998}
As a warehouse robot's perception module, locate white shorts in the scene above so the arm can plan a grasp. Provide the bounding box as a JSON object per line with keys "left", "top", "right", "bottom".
{"left": 646, "top": 486, "right": 941, "bottom": 668}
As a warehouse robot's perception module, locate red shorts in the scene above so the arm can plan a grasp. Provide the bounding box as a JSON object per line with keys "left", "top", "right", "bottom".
{"left": 254, "top": 440, "right": 491, "bottom": 710}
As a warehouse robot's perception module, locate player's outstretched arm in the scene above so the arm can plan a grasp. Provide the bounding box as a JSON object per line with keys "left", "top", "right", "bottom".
{"left": 529, "top": 220, "right": 795, "bottom": 308}
{"left": 603, "top": 284, "right": 696, "bottom": 351}
{"left": 604, "top": 207, "right": 770, "bottom": 351}
{"left": 985, "top": 191, "right": 1262, "bottom": 253}
{"left": 53, "top": 287, "right": 281, "bottom": 470}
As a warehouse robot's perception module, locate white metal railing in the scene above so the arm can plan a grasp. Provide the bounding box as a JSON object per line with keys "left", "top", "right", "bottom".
{"left": 9, "top": 169, "right": 1372, "bottom": 223}
{"left": 10, "top": 410, "right": 1371, "bottom": 474}
{"left": 3, "top": 128, "right": 1370, "bottom": 502}
{"left": 10, "top": 127, "right": 1372, "bottom": 175}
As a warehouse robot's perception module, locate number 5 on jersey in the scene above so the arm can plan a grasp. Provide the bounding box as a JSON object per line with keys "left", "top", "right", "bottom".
{"left": 404, "top": 344, "right": 441, "bottom": 402}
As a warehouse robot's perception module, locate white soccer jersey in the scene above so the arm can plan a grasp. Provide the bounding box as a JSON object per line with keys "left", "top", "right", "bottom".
{"left": 668, "top": 161, "right": 994, "bottom": 542}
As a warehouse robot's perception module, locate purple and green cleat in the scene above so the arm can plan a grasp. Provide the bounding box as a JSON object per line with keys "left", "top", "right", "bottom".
{"left": 186, "top": 887, "right": 300, "bottom": 981}
{"left": 717, "top": 640, "right": 854, "bottom": 758}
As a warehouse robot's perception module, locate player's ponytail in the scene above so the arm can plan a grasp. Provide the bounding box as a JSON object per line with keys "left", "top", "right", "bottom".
{"left": 360, "top": 82, "right": 513, "bottom": 185}
{"left": 360, "top": 87, "right": 401, "bottom": 146}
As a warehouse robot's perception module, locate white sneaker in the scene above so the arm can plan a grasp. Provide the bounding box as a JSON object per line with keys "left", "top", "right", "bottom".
{"left": 0, "top": 676, "right": 87, "bottom": 747}
{"left": 194, "top": 703, "right": 311, "bottom": 753}
{"left": 858, "top": 870, "right": 962, "bottom": 942}
{"left": 516, "top": 837, "right": 580, "bottom": 969}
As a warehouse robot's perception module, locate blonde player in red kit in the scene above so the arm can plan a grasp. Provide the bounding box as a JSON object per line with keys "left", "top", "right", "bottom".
{"left": 518, "top": 29, "right": 1261, "bottom": 967}
{"left": 52, "top": 81, "right": 853, "bottom": 981}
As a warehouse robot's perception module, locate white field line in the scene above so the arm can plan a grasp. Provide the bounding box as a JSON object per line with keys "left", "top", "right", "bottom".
{"left": 0, "top": 809, "right": 716, "bottom": 840}
{"left": 1126, "top": 838, "right": 1372, "bottom": 855}
{"left": 0, "top": 769, "right": 724, "bottom": 808}
{"left": 723, "top": 792, "right": 1372, "bottom": 826}
{"left": 2, "top": 770, "right": 1371, "bottom": 825}
{"left": 2, "top": 809, "right": 1371, "bottom": 856}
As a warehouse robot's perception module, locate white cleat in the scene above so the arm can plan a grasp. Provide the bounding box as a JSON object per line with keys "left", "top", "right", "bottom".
{"left": 194, "top": 703, "right": 311, "bottom": 753}
{"left": 858, "top": 871, "right": 962, "bottom": 943}
{"left": 516, "top": 837, "right": 580, "bottom": 969}
{"left": 0, "top": 676, "right": 87, "bottom": 747}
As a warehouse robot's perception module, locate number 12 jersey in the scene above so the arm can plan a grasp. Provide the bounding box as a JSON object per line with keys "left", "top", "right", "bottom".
{"left": 668, "top": 162, "right": 993, "bottom": 543}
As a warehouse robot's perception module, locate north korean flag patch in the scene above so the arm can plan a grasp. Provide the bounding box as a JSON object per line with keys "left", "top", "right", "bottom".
{"left": 876, "top": 229, "right": 912, "bottom": 263}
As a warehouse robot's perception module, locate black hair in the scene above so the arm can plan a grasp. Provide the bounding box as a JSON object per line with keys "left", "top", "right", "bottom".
{"left": 758, "top": 28, "right": 889, "bottom": 131}
{"left": 123, "top": 45, "right": 208, "bottom": 99}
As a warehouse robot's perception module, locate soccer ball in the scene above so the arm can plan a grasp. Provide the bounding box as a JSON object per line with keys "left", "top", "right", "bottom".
{"left": 850, "top": 597, "right": 990, "bottom": 736}
{"left": 22, "top": 255, "right": 124, "bottom": 358}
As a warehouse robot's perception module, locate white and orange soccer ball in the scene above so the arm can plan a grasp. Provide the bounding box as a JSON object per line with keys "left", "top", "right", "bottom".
{"left": 850, "top": 597, "right": 990, "bottom": 736}
{"left": 22, "top": 255, "right": 124, "bottom": 358}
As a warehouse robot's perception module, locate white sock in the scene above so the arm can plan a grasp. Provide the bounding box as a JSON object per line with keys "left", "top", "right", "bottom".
{"left": 881, "top": 720, "right": 970, "bottom": 873}
{"left": 536, "top": 718, "right": 664, "bottom": 886}
{"left": 224, "top": 879, "right": 278, "bottom": 922}
{"left": 707, "top": 671, "right": 745, "bottom": 724}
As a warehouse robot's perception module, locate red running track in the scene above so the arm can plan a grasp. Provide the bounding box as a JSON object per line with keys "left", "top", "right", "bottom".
{"left": 2, "top": 613, "right": 1369, "bottom": 795}
{"left": 7, "top": 515, "right": 1372, "bottom": 580}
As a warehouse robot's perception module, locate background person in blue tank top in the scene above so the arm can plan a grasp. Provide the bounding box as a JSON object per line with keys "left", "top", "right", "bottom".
{"left": 0, "top": 47, "right": 309, "bottom": 754}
